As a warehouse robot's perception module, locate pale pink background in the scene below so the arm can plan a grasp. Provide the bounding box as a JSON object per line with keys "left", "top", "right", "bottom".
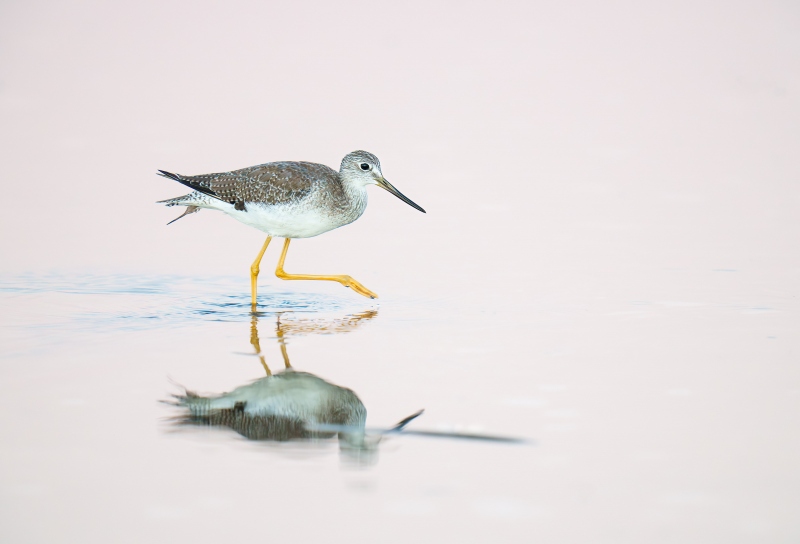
{"left": 1, "top": 0, "right": 799, "bottom": 542}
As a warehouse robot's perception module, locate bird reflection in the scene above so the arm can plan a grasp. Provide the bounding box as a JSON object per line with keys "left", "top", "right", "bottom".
{"left": 169, "top": 310, "right": 386, "bottom": 456}
{"left": 248, "top": 309, "right": 378, "bottom": 374}
{"left": 168, "top": 310, "right": 523, "bottom": 460}
{"left": 172, "top": 369, "right": 372, "bottom": 447}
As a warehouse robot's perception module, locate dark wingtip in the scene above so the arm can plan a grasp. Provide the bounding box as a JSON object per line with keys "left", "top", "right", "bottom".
{"left": 158, "top": 170, "right": 219, "bottom": 199}
{"left": 157, "top": 169, "right": 181, "bottom": 181}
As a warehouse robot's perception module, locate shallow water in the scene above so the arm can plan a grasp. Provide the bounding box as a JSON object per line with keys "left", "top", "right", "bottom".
{"left": 2, "top": 268, "right": 798, "bottom": 542}
{"left": 3, "top": 0, "right": 800, "bottom": 541}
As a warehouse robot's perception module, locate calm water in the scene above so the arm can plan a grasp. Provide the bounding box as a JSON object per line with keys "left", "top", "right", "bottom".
{"left": 2, "top": 269, "right": 798, "bottom": 542}
{"left": 3, "top": 0, "right": 800, "bottom": 541}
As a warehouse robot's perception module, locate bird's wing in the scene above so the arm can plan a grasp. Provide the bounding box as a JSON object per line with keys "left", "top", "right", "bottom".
{"left": 164, "top": 161, "right": 338, "bottom": 209}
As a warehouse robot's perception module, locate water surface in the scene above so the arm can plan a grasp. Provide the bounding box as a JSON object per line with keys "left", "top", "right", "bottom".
{"left": 2, "top": 0, "right": 800, "bottom": 541}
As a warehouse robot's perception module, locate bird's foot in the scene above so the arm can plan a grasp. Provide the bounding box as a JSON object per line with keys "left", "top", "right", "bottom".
{"left": 340, "top": 276, "right": 378, "bottom": 299}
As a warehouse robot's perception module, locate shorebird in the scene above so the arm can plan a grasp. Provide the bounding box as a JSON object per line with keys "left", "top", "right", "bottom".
{"left": 157, "top": 150, "right": 425, "bottom": 306}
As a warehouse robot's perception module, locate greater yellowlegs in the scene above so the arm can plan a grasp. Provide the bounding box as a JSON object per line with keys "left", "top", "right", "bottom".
{"left": 157, "top": 151, "right": 425, "bottom": 306}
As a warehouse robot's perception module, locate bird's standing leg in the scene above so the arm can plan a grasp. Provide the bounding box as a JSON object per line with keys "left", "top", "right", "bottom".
{"left": 275, "top": 239, "right": 378, "bottom": 299}
{"left": 250, "top": 236, "right": 272, "bottom": 309}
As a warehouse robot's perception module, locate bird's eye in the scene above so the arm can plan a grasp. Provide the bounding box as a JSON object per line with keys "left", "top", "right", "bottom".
{"left": 360, "top": 163, "right": 370, "bottom": 171}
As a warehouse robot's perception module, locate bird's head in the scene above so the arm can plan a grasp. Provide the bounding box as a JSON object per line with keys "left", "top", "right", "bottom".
{"left": 340, "top": 150, "right": 426, "bottom": 213}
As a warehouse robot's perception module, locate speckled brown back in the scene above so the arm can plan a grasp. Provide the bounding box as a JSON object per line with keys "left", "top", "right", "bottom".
{"left": 170, "top": 161, "right": 341, "bottom": 209}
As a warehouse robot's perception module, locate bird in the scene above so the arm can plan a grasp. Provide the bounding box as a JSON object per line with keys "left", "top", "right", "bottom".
{"left": 157, "top": 150, "right": 425, "bottom": 307}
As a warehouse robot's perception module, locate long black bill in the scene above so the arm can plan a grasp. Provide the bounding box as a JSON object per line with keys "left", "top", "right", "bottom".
{"left": 377, "top": 178, "right": 426, "bottom": 213}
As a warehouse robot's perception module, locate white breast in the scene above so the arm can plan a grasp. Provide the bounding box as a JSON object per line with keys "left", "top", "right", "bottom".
{"left": 220, "top": 201, "right": 350, "bottom": 238}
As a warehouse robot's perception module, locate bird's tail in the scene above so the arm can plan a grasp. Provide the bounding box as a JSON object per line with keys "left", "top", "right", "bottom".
{"left": 156, "top": 193, "right": 202, "bottom": 224}
{"left": 166, "top": 387, "right": 232, "bottom": 419}
{"left": 157, "top": 194, "right": 195, "bottom": 207}
{"left": 156, "top": 169, "right": 223, "bottom": 225}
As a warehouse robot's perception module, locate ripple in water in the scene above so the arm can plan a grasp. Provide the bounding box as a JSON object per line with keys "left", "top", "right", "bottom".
{"left": 0, "top": 272, "right": 378, "bottom": 334}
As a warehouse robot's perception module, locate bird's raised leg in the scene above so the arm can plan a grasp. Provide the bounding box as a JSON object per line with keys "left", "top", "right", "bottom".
{"left": 250, "top": 236, "right": 272, "bottom": 309}
{"left": 275, "top": 238, "right": 378, "bottom": 299}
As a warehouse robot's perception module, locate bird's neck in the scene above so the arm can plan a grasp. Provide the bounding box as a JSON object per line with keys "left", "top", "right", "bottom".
{"left": 338, "top": 179, "right": 369, "bottom": 222}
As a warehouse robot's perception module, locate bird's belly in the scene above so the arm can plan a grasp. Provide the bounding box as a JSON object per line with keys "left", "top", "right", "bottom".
{"left": 223, "top": 202, "right": 347, "bottom": 238}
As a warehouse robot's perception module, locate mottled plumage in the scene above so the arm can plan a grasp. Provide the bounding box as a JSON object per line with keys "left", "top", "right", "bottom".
{"left": 157, "top": 150, "right": 425, "bottom": 301}
{"left": 160, "top": 162, "right": 336, "bottom": 209}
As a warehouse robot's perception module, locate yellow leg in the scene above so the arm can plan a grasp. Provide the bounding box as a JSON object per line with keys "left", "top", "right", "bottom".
{"left": 250, "top": 236, "right": 272, "bottom": 308}
{"left": 275, "top": 239, "right": 378, "bottom": 299}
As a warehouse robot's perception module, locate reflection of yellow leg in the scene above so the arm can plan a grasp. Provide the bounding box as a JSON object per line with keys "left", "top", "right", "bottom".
{"left": 276, "top": 315, "right": 292, "bottom": 369}
{"left": 275, "top": 239, "right": 378, "bottom": 299}
{"left": 250, "top": 315, "right": 271, "bottom": 375}
{"left": 250, "top": 236, "right": 273, "bottom": 308}
{"left": 259, "top": 357, "right": 272, "bottom": 376}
